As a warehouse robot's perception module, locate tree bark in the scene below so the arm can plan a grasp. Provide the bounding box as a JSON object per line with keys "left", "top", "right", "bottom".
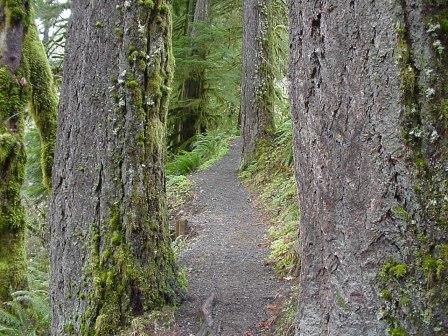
{"left": 49, "top": 1, "right": 180, "bottom": 335}
{"left": 289, "top": 1, "right": 448, "bottom": 335}
{"left": 240, "top": 0, "right": 274, "bottom": 166}
{"left": 0, "top": 0, "right": 57, "bottom": 301}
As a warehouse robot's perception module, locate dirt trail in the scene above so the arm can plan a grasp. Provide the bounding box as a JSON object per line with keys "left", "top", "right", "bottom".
{"left": 176, "top": 140, "right": 285, "bottom": 335}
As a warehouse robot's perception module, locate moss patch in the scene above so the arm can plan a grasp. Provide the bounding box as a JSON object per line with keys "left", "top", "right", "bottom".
{"left": 23, "top": 24, "right": 58, "bottom": 190}
{"left": 0, "top": 1, "right": 57, "bottom": 301}
{"left": 379, "top": 3, "right": 448, "bottom": 334}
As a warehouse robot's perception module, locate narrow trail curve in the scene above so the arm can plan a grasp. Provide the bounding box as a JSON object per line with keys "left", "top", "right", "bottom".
{"left": 176, "top": 140, "right": 285, "bottom": 335}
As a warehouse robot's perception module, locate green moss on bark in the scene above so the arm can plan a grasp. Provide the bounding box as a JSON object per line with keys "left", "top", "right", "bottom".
{"left": 379, "top": 3, "right": 448, "bottom": 334}
{"left": 23, "top": 24, "right": 58, "bottom": 189}
{"left": 0, "top": 60, "right": 29, "bottom": 303}
{"left": 81, "top": 203, "right": 180, "bottom": 335}
{"left": 78, "top": 3, "right": 181, "bottom": 335}
{"left": 1, "top": 0, "right": 31, "bottom": 24}
{"left": 0, "top": 133, "right": 27, "bottom": 301}
{"left": 0, "top": 1, "right": 58, "bottom": 301}
{"left": 0, "top": 231, "right": 27, "bottom": 301}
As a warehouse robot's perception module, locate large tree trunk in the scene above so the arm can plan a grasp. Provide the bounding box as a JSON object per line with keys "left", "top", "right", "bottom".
{"left": 290, "top": 0, "right": 448, "bottom": 336}
{"left": 49, "top": 1, "right": 180, "bottom": 335}
{"left": 0, "top": 0, "right": 57, "bottom": 301}
{"left": 240, "top": 0, "right": 274, "bottom": 166}
{"left": 289, "top": 1, "right": 448, "bottom": 335}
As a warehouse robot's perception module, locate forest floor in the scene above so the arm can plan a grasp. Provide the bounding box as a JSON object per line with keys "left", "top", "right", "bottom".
{"left": 174, "top": 140, "right": 288, "bottom": 335}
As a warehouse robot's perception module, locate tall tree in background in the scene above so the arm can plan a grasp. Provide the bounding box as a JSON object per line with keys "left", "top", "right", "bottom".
{"left": 171, "top": 0, "right": 209, "bottom": 149}
{"left": 290, "top": 1, "right": 448, "bottom": 335}
{"left": 179, "top": 0, "right": 209, "bottom": 144}
{"left": 0, "top": 0, "right": 57, "bottom": 301}
{"left": 49, "top": 1, "right": 181, "bottom": 334}
{"left": 168, "top": 0, "right": 242, "bottom": 150}
{"left": 240, "top": 0, "right": 274, "bottom": 166}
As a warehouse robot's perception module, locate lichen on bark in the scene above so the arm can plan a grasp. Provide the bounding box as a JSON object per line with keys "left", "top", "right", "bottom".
{"left": 378, "top": 1, "right": 448, "bottom": 335}
{"left": 50, "top": 1, "right": 181, "bottom": 335}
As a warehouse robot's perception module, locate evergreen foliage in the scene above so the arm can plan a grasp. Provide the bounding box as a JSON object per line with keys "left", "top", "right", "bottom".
{"left": 168, "top": 0, "right": 242, "bottom": 150}
{"left": 0, "top": 241, "right": 50, "bottom": 336}
{"left": 167, "top": 131, "right": 233, "bottom": 175}
{"left": 32, "top": 0, "right": 70, "bottom": 77}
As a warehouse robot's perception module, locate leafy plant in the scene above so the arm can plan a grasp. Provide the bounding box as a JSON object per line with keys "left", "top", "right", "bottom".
{"left": 0, "top": 253, "right": 50, "bottom": 336}
{"left": 166, "top": 132, "right": 233, "bottom": 176}
{"left": 273, "top": 286, "right": 298, "bottom": 336}
{"left": 0, "top": 290, "right": 50, "bottom": 336}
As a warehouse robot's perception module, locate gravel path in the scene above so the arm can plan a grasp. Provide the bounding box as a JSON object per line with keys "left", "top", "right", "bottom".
{"left": 176, "top": 140, "right": 284, "bottom": 335}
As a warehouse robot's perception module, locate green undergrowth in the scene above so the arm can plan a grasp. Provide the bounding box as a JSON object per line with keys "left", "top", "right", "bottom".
{"left": 240, "top": 120, "right": 299, "bottom": 278}
{"left": 273, "top": 285, "right": 298, "bottom": 336}
{"left": 166, "top": 131, "right": 234, "bottom": 212}
{"left": 166, "top": 131, "right": 234, "bottom": 176}
{"left": 166, "top": 175, "right": 192, "bottom": 214}
{"left": 117, "top": 306, "right": 178, "bottom": 336}
{"left": 0, "top": 243, "right": 50, "bottom": 336}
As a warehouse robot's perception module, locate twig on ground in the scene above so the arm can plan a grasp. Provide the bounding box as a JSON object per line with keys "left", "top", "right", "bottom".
{"left": 197, "top": 293, "right": 216, "bottom": 336}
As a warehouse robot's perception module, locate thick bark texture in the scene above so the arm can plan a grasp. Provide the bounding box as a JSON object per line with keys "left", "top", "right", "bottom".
{"left": 289, "top": 1, "right": 448, "bottom": 335}
{"left": 0, "top": 0, "right": 57, "bottom": 301}
{"left": 241, "top": 0, "right": 274, "bottom": 166}
{"left": 49, "top": 1, "right": 180, "bottom": 335}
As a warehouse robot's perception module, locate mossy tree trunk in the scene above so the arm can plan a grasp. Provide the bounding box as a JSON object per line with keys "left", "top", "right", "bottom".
{"left": 49, "top": 1, "right": 181, "bottom": 335}
{"left": 240, "top": 0, "right": 274, "bottom": 166}
{"left": 0, "top": 0, "right": 57, "bottom": 302}
{"left": 289, "top": 0, "right": 448, "bottom": 335}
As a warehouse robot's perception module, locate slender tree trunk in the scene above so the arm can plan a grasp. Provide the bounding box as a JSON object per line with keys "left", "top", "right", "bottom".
{"left": 26, "top": 25, "right": 59, "bottom": 190}
{"left": 289, "top": 1, "right": 448, "bottom": 335}
{"left": 240, "top": 0, "right": 274, "bottom": 166}
{"left": 49, "top": 1, "right": 180, "bottom": 335}
{"left": 0, "top": 0, "right": 57, "bottom": 301}
{"left": 0, "top": 1, "right": 29, "bottom": 303}
{"left": 175, "top": 0, "right": 209, "bottom": 149}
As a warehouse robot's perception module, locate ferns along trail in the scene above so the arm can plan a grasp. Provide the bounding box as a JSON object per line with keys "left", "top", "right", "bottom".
{"left": 0, "top": 1, "right": 447, "bottom": 336}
